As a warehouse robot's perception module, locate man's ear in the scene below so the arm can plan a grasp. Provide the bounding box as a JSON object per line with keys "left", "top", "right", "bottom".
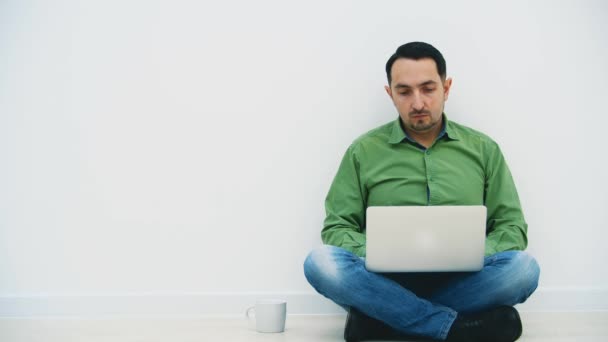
{"left": 443, "top": 77, "right": 453, "bottom": 101}
{"left": 384, "top": 85, "right": 393, "bottom": 100}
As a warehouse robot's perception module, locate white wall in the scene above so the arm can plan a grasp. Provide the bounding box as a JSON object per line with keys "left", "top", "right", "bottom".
{"left": 1, "top": 0, "right": 607, "bottom": 316}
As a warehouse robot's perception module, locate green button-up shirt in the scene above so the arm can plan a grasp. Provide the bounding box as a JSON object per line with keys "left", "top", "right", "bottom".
{"left": 322, "top": 114, "right": 528, "bottom": 257}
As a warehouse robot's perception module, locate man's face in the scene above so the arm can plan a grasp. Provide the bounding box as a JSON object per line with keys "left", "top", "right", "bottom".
{"left": 385, "top": 58, "right": 452, "bottom": 134}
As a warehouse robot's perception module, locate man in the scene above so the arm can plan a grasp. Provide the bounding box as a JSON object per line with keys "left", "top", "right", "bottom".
{"left": 303, "top": 42, "right": 540, "bottom": 342}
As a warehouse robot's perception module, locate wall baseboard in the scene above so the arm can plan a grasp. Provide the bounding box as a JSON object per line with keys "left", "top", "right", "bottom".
{"left": 0, "top": 287, "right": 606, "bottom": 318}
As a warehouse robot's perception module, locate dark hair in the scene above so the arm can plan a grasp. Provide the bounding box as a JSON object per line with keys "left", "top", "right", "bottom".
{"left": 385, "top": 42, "right": 446, "bottom": 84}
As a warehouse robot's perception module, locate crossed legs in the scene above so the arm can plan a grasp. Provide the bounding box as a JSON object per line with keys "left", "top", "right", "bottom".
{"left": 303, "top": 245, "right": 540, "bottom": 340}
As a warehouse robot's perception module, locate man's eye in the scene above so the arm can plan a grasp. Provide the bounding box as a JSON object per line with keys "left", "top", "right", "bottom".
{"left": 399, "top": 91, "right": 411, "bottom": 96}
{"left": 423, "top": 88, "right": 435, "bottom": 93}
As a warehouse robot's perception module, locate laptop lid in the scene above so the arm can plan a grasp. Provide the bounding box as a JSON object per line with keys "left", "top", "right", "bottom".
{"left": 364, "top": 205, "right": 486, "bottom": 272}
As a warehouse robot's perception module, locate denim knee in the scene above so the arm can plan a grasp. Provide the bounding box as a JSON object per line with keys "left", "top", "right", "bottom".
{"left": 512, "top": 251, "right": 541, "bottom": 298}
{"left": 303, "top": 245, "right": 343, "bottom": 288}
{"left": 494, "top": 250, "right": 541, "bottom": 303}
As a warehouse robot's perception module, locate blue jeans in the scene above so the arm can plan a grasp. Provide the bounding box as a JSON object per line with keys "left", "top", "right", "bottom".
{"left": 303, "top": 245, "right": 540, "bottom": 340}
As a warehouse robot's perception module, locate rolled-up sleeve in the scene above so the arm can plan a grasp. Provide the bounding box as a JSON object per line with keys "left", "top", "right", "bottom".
{"left": 483, "top": 141, "right": 528, "bottom": 256}
{"left": 321, "top": 144, "right": 368, "bottom": 257}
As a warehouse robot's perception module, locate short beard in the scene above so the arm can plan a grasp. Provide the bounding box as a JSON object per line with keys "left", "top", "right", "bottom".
{"left": 407, "top": 111, "right": 439, "bottom": 132}
{"left": 410, "top": 119, "right": 437, "bottom": 132}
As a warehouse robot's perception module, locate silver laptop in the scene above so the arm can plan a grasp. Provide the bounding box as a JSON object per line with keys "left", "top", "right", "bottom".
{"left": 365, "top": 205, "right": 486, "bottom": 272}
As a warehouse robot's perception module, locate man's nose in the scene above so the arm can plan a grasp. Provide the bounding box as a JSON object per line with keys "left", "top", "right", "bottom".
{"left": 412, "top": 92, "right": 424, "bottom": 111}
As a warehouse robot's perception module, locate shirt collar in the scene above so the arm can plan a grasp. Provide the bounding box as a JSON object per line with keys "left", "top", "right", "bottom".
{"left": 388, "top": 113, "right": 460, "bottom": 145}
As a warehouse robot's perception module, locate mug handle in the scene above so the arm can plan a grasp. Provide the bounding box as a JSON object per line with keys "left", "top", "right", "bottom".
{"left": 245, "top": 306, "right": 255, "bottom": 320}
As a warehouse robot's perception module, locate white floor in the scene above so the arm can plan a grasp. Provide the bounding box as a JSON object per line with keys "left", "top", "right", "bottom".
{"left": 1, "top": 312, "right": 607, "bottom": 342}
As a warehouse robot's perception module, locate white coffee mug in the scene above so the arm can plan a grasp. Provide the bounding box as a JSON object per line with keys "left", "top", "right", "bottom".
{"left": 245, "top": 299, "right": 287, "bottom": 333}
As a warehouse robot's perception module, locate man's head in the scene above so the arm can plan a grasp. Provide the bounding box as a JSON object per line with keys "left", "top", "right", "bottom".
{"left": 384, "top": 42, "right": 452, "bottom": 138}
